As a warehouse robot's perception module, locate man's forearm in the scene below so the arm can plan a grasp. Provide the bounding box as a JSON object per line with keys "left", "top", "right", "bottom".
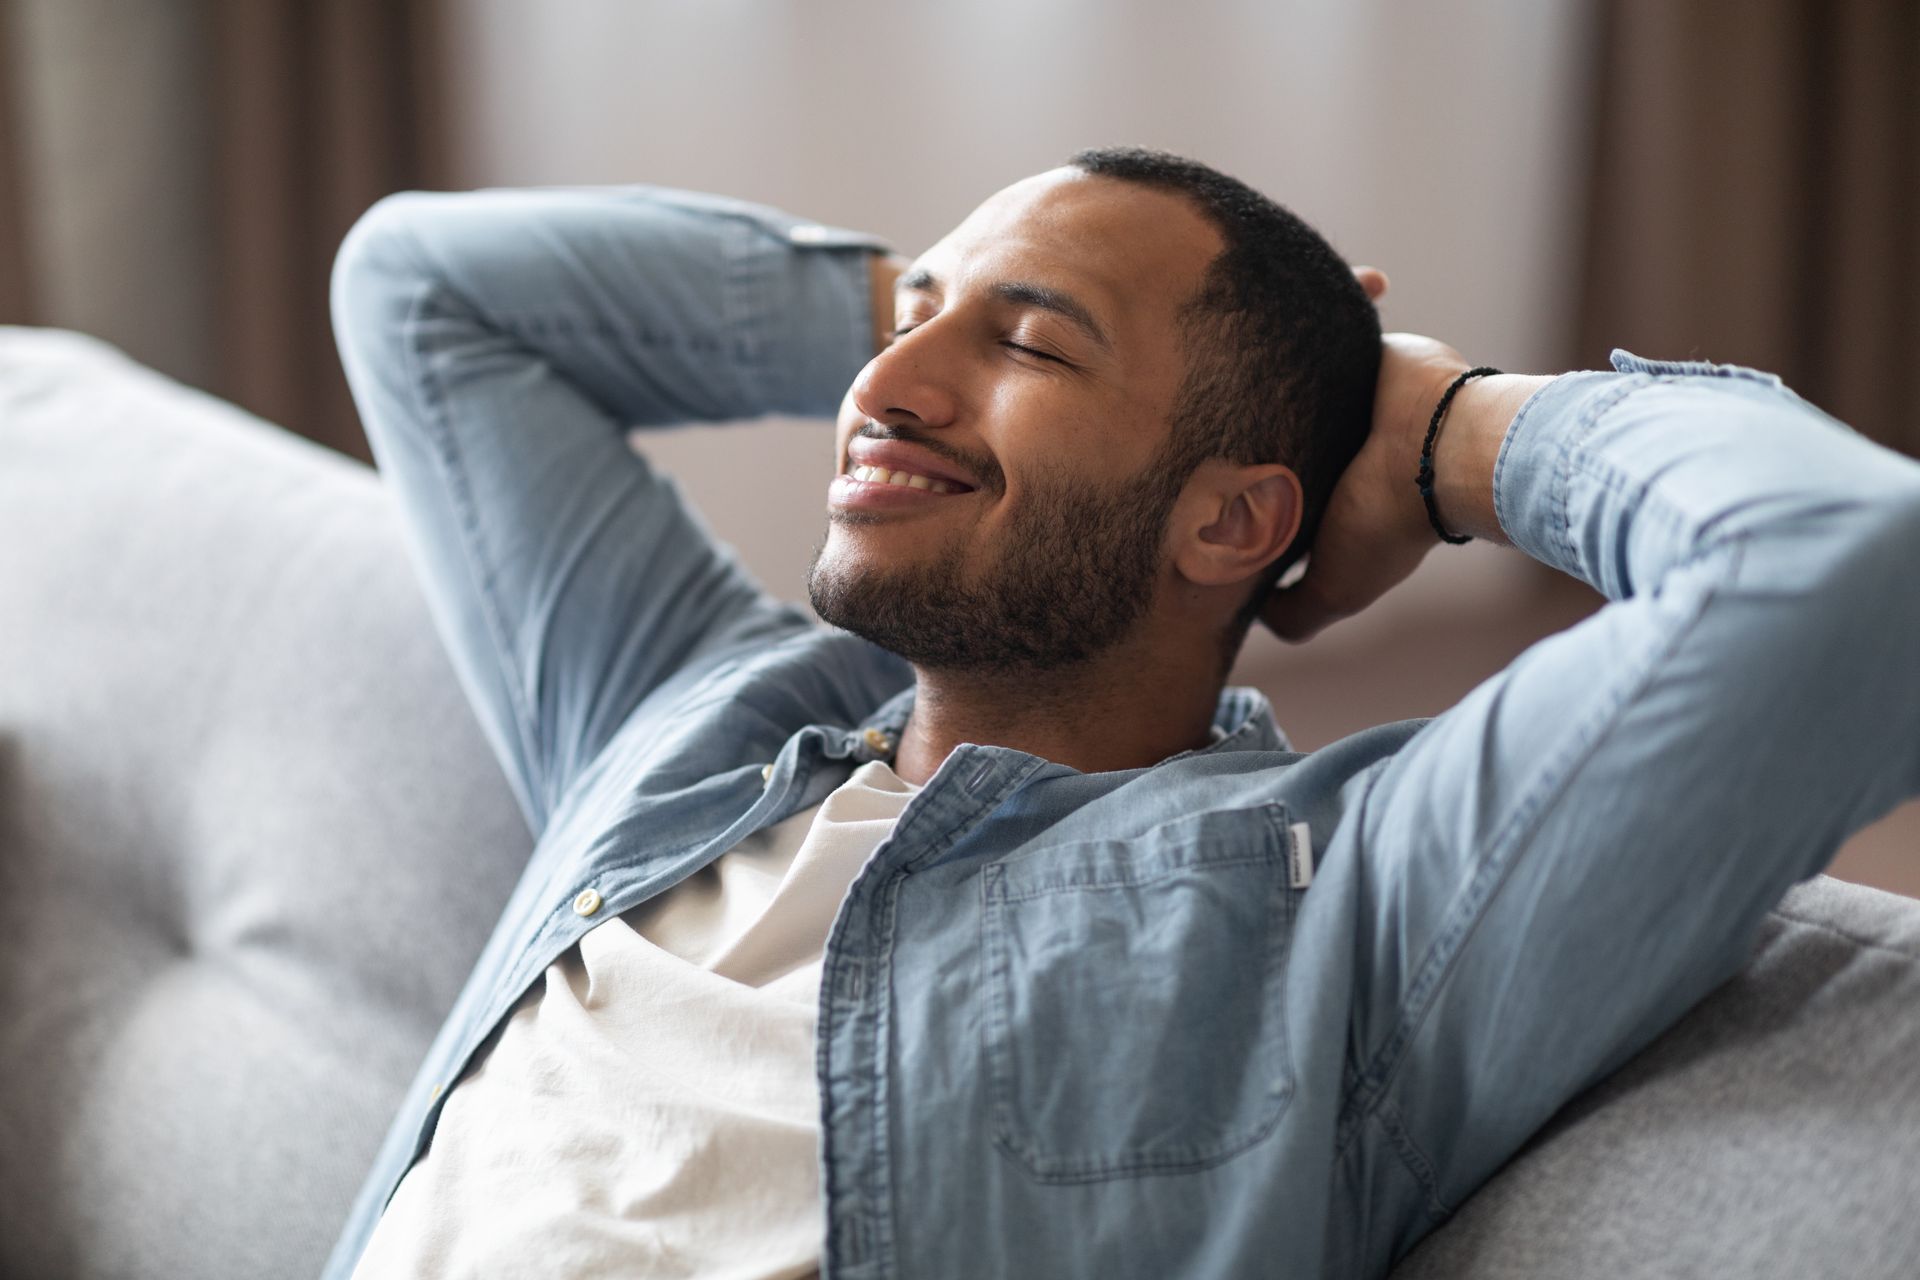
{"left": 1485, "top": 354, "right": 1920, "bottom": 604}
{"left": 338, "top": 185, "right": 895, "bottom": 433}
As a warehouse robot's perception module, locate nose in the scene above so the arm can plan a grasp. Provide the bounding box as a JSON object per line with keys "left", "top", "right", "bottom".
{"left": 850, "top": 321, "right": 959, "bottom": 433}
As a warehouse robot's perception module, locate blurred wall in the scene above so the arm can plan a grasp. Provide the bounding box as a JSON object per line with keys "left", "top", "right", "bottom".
{"left": 437, "top": 0, "right": 1597, "bottom": 676}
{"left": 443, "top": 0, "right": 1592, "bottom": 372}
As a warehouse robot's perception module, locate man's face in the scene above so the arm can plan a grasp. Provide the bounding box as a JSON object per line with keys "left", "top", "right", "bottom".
{"left": 806, "top": 168, "right": 1224, "bottom": 671}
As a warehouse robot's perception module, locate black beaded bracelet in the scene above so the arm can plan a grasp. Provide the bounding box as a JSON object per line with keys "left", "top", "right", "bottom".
{"left": 1415, "top": 365, "right": 1501, "bottom": 545}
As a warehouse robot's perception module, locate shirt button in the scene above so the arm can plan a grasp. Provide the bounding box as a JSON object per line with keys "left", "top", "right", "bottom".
{"left": 572, "top": 887, "right": 603, "bottom": 917}
{"left": 761, "top": 762, "right": 775, "bottom": 784}
{"left": 789, "top": 223, "right": 830, "bottom": 245}
{"left": 862, "top": 726, "right": 894, "bottom": 754}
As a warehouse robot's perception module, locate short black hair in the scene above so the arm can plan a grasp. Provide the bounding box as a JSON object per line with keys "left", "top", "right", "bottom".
{"left": 1067, "top": 146, "right": 1381, "bottom": 634}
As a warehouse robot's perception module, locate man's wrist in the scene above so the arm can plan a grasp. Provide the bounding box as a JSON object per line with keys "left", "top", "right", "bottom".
{"left": 1428, "top": 374, "right": 1554, "bottom": 547}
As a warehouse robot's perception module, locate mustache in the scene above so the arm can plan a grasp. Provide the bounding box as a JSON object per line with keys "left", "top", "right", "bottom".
{"left": 854, "top": 421, "right": 1006, "bottom": 495}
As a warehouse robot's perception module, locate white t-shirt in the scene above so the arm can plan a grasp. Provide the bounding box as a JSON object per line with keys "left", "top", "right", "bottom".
{"left": 352, "top": 760, "right": 920, "bottom": 1280}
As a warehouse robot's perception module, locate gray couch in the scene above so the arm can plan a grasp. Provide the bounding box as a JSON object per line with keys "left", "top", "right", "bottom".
{"left": 3, "top": 326, "right": 1916, "bottom": 1279}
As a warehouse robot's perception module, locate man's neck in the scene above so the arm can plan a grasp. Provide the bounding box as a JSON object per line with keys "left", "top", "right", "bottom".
{"left": 889, "top": 634, "right": 1226, "bottom": 785}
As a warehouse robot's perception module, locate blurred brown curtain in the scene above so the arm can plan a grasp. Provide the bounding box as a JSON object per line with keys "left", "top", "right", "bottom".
{"left": 0, "top": 9, "right": 31, "bottom": 324}
{"left": 1579, "top": 0, "right": 1920, "bottom": 455}
{"left": 211, "top": 0, "right": 447, "bottom": 462}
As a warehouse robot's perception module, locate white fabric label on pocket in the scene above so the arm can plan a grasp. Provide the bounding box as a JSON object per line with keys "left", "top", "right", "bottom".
{"left": 1287, "top": 821, "right": 1314, "bottom": 889}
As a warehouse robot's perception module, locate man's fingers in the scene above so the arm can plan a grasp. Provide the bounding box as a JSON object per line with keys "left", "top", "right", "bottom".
{"left": 1353, "top": 265, "right": 1389, "bottom": 303}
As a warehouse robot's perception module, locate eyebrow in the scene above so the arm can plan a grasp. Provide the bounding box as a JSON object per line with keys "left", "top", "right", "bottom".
{"left": 898, "top": 268, "right": 1114, "bottom": 355}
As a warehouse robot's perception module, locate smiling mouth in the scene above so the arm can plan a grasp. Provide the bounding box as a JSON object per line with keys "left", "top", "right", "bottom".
{"left": 845, "top": 464, "right": 972, "bottom": 495}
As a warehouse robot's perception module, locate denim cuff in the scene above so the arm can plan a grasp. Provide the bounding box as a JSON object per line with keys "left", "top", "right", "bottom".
{"left": 718, "top": 202, "right": 893, "bottom": 418}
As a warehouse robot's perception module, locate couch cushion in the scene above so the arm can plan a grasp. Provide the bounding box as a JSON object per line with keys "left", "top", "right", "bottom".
{"left": 1392, "top": 873, "right": 1920, "bottom": 1278}
{"left": 0, "top": 328, "right": 530, "bottom": 1280}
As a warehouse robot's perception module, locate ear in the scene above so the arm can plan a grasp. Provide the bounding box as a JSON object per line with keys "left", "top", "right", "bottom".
{"left": 1171, "top": 461, "right": 1304, "bottom": 588}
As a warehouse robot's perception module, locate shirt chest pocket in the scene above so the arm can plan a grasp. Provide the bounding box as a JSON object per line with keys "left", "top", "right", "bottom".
{"left": 980, "top": 802, "right": 1300, "bottom": 1184}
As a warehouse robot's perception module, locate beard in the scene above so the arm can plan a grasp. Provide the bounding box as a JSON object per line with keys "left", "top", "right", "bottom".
{"left": 807, "top": 452, "right": 1187, "bottom": 673}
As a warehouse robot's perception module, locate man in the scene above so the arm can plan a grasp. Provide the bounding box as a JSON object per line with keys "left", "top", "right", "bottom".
{"left": 322, "top": 148, "right": 1919, "bottom": 1279}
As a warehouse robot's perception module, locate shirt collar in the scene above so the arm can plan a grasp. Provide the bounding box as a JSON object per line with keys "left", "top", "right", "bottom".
{"left": 852, "top": 683, "right": 1291, "bottom": 761}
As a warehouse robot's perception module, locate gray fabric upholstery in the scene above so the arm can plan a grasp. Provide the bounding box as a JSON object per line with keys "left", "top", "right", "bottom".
{"left": 1391, "top": 875, "right": 1920, "bottom": 1277}
{"left": 0, "top": 329, "right": 530, "bottom": 1279}
{"left": 1, "top": 326, "right": 1914, "bottom": 1278}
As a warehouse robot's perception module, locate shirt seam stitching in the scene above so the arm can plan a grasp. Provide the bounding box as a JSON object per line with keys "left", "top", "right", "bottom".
{"left": 404, "top": 283, "right": 553, "bottom": 826}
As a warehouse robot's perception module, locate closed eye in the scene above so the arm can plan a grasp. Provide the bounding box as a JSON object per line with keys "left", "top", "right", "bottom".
{"left": 1002, "top": 340, "right": 1062, "bottom": 363}
{"left": 889, "top": 325, "right": 1066, "bottom": 365}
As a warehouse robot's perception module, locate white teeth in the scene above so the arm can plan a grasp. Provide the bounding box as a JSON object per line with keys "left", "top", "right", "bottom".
{"left": 848, "top": 463, "right": 963, "bottom": 493}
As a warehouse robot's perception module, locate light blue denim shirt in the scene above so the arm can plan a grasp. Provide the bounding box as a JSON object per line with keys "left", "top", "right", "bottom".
{"left": 321, "top": 184, "right": 1920, "bottom": 1280}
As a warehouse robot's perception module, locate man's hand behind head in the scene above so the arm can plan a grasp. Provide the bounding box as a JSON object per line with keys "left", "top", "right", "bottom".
{"left": 1262, "top": 326, "right": 1474, "bottom": 644}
